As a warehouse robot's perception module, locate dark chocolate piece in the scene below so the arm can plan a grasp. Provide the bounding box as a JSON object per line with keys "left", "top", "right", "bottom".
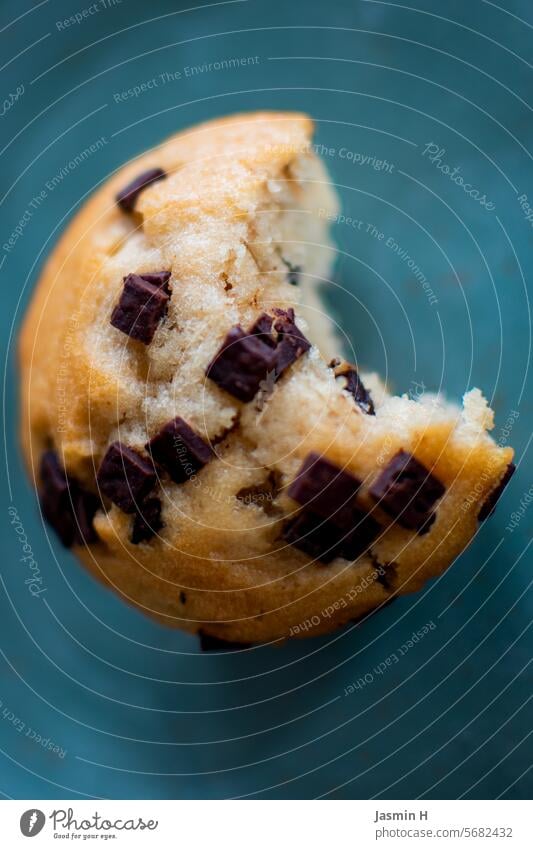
{"left": 97, "top": 442, "right": 156, "bottom": 514}
{"left": 375, "top": 566, "right": 397, "bottom": 591}
{"left": 335, "top": 363, "right": 375, "bottom": 415}
{"left": 71, "top": 488, "right": 100, "bottom": 545}
{"left": 417, "top": 511, "right": 437, "bottom": 536}
{"left": 283, "top": 503, "right": 379, "bottom": 564}
{"left": 272, "top": 307, "right": 295, "bottom": 322}
{"left": 248, "top": 313, "right": 276, "bottom": 347}
{"left": 110, "top": 273, "right": 170, "bottom": 344}
{"left": 370, "top": 451, "right": 445, "bottom": 531}
{"left": 478, "top": 462, "right": 516, "bottom": 521}
{"left": 212, "top": 413, "right": 241, "bottom": 446}
{"left": 137, "top": 270, "right": 171, "bottom": 293}
{"left": 369, "top": 553, "right": 398, "bottom": 591}
{"left": 286, "top": 453, "right": 380, "bottom": 561}
{"left": 340, "top": 507, "right": 381, "bottom": 559}
{"left": 40, "top": 451, "right": 99, "bottom": 547}
{"left": 288, "top": 452, "right": 362, "bottom": 523}
{"left": 147, "top": 417, "right": 212, "bottom": 484}
{"left": 116, "top": 167, "right": 167, "bottom": 212}
{"left": 131, "top": 496, "right": 163, "bottom": 544}
{"left": 199, "top": 632, "right": 251, "bottom": 651}
{"left": 273, "top": 309, "right": 311, "bottom": 375}
{"left": 40, "top": 451, "right": 75, "bottom": 547}
{"left": 236, "top": 471, "right": 281, "bottom": 515}
{"left": 282, "top": 512, "right": 344, "bottom": 563}
{"left": 206, "top": 326, "right": 278, "bottom": 402}
{"left": 206, "top": 309, "right": 310, "bottom": 401}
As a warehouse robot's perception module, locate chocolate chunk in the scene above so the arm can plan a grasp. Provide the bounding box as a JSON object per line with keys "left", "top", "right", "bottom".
{"left": 273, "top": 306, "right": 295, "bottom": 322}
{"left": 288, "top": 452, "right": 362, "bottom": 524}
{"left": 416, "top": 511, "right": 436, "bottom": 535}
{"left": 335, "top": 363, "right": 375, "bottom": 415}
{"left": 478, "top": 463, "right": 516, "bottom": 521}
{"left": 285, "top": 452, "right": 380, "bottom": 562}
{"left": 283, "top": 504, "right": 379, "bottom": 564}
{"left": 236, "top": 470, "right": 281, "bottom": 515}
{"left": 137, "top": 270, "right": 171, "bottom": 293}
{"left": 248, "top": 313, "right": 276, "bottom": 347}
{"left": 285, "top": 453, "right": 380, "bottom": 562}
{"left": 40, "top": 452, "right": 75, "bottom": 546}
{"left": 71, "top": 488, "right": 100, "bottom": 545}
{"left": 116, "top": 167, "right": 167, "bottom": 212}
{"left": 273, "top": 309, "right": 311, "bottom": 375}
{"left": 97, "top": 442, "right": 156, "bottom": 513}
{"left": 131, "top": 496, "right": 163, "bottom": 544}
{"left": 206, "top": 326, "right": 278, "bottom": 402}
{"left": 370, "top": 451, "right": 445, "bottom": 531}
{"left": 375, "top": 566, "right": 397, "bottom": 591}
{"left": 369, "top": 553, "right": 398, "bottom": 590}
{"left": 147, "top": 417, "right": 212, "bottom": 484}
{"left": 341, "top": 507, "right": 381, "bottom": 559}
{"left": 207, "top": 310, "right": 310, "bottom": 401}
{"left": 199, "top": 632, "right": 251, "bottom": 651}
{"left": 212, "top": 413, "right": 241, "bottom": 446}
{"left": 40, "top": 451, "right": 99, "bottom": 547}
{"left": 281, "top": 257, "right": 302, "bottom": 286}
{"left": 283, "top": 512, "right": 345, "bottom": 563}
{"left": 110, "top": 273, "right": 171, "bottom": 344}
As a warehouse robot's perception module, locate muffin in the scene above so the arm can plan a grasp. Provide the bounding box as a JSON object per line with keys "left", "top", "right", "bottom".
{"left": 19, "top": 112, "right": 514, "bottom": 645}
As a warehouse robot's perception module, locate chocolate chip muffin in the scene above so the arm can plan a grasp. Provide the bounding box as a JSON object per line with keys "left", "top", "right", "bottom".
{"left": 19, "top": 112, "right": 514, "bottom": 645}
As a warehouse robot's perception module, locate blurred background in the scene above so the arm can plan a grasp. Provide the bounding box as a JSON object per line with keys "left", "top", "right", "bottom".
{"left": 1, "top": 0, "right": 531, "bottom": 799}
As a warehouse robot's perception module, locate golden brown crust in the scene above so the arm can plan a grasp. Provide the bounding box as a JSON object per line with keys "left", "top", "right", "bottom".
{"left": 19, "top": 112, "right": 513, "bottom": 643}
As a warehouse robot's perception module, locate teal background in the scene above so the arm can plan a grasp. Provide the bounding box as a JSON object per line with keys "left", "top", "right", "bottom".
{"left": 0, "top": 0, "right": 531, "bottom": 799}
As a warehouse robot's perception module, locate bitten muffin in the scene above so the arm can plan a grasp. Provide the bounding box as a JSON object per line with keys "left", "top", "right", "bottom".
{"left": 19, "top": 111, "right": 514, "bottom": 646}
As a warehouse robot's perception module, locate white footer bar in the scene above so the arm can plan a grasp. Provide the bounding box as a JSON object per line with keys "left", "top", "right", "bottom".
{"left": 1, "top": 799, "right": 529, "bottom": 847}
